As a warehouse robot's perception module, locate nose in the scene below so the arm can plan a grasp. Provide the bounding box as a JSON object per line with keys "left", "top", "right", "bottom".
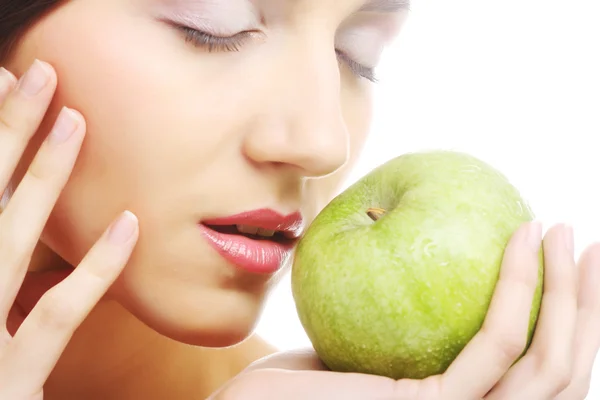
{"left": 242, "top": 40, "right": 350, "bottom": 178}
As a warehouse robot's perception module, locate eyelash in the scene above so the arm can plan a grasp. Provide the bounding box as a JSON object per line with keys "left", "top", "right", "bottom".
{"left": 178, "top": 26, "right": 378, "bottom": 83}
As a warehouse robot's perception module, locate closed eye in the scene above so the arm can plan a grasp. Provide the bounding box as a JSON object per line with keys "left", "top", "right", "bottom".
{"left": 177, "top": 26, "right": 378, "bottom": 82}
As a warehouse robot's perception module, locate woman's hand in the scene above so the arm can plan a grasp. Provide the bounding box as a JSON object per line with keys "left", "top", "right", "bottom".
{"left": 212, "top": 223, "right": 600, "bottom": 400}
{"left": 0, "top": 61, "right": 139, "bottom": 399}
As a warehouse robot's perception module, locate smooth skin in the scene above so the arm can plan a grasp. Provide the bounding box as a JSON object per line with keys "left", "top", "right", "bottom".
{"left": 0, "top": 1, "right": 600, "bottom": 399}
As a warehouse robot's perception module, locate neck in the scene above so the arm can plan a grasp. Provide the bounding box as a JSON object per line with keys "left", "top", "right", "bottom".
{"left": 45, "top": 301, "right": 275, "bottom": 399}
{"left": 22, "top": 243, "right": 277, "bottom": 399}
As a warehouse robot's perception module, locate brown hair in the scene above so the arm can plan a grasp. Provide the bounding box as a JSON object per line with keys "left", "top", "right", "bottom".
{"left": 0, "top": 0, "right": 62, "bottom": 62}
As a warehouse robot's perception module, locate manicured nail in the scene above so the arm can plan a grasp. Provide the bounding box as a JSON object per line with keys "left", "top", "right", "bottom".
{"left": 526, "top": 221, "right": 542, "bottom": 251}
{"left": 563, "top": 224, "right": 574, "bottom": 255}
{"left": 17, "top": 59, "right": 50, "bottom": 96}
{"left": 0, "top": 67, "right": 17, "bottom": 85}
{"left": 108, "top": 211, "right": 138, "bottom": 244}
{"left": 47, "top": 107, "right": 79, "bottom": 145}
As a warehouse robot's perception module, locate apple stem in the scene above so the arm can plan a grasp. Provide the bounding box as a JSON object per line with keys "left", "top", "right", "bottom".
{"left": 367, "top": 207, "right": 387, "bottom": 221}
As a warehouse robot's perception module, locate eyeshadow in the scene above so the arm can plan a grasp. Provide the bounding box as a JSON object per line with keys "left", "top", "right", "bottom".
{"left": 157, "top": 0, "right": 260, "bottom": 33}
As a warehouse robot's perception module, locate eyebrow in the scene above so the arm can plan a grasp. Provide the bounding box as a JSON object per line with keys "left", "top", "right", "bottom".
{"left": 359, "top": 0, "right": 410, "bottom": 12}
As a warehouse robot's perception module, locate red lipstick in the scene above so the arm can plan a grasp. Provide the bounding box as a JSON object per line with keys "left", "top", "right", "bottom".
{"left": 199, "top": 209, "right": 304, "bottom": 274}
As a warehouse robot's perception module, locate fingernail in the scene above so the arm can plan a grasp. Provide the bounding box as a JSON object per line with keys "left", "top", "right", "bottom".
{"left": 526, "top": 221, "right": 542, "bottom": 251}
{"left": 47, "top": 107, "right": 79, "bottom": 145}
{"left": 0, "top": 66, "right": 17, "bottom": 85}
{"left": 108, "top": 211, "right": 138, "bottom": 244}
{"left": 17, "top": 59, "right": 51, "bottom": 96}
{"left": 563, "top": 224, "right": 574, "bottom": 255}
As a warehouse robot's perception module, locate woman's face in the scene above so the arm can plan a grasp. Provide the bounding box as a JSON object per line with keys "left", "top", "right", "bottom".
{"left": 7, "top": 0, "right": 407, "bottom": 346}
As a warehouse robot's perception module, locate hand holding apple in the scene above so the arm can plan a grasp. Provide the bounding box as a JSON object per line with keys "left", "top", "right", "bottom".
{"left": 286, "top": 150, "right": 600, "bottom": 399}
{"left": 211, "top": 221, "right": 600, "bottom": 399}
{"left": 292, "top": 150, "right": 543, "bottom": 379}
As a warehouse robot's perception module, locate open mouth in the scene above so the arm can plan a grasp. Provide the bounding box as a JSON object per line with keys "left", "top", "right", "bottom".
{"left": 199, "top": 209, "right": 303, "bottom": 273}
{"left": 203, "top": 224, "right": 296, "bottom": 244}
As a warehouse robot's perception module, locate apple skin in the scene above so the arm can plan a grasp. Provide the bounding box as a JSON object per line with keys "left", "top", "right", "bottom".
{"left": 291, "top": 150, "right": 544, "bottom": 380}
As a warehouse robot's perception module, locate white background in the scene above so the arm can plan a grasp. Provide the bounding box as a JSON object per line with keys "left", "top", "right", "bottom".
{"left": 256, "top": 0, "right": 600, "bottom": 397}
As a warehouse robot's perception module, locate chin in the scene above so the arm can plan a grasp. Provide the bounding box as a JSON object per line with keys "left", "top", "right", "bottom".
{"left": 112, "top": 271, "right": 267, "bottom": 348}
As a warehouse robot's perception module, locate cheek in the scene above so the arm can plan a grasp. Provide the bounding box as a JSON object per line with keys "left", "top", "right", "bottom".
{"left": 25, "top": 38, "right": 157, "bottom": 262}
{"left": 15, "top": 3, "right": 203, "bottom": 263}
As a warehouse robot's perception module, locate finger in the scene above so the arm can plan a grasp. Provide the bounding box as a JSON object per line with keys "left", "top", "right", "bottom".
{"left": 572, "top": 243, "right": 600, "bottom": 376}
{"left": 7, "top": 269, "right": 73, "bottom": 337}
{"left": 440, "top": 222, "right": 542, "bottom": 399}
{"left": 0, "top": 67, "right": 18, "bottom": 212}
{"left": 210, "top": 368, "right": 404, "bottom": 400}
{"left": 486, "top": 224, "right": 578, "bottom": 399}
{"left": 0, "top": 60, "right": 56, "bottom": 193}
{"left": 0, "top": 67, "right": 18, "bottom": 105}
{"left": 242, "top": 350, "right": 444, "bottom": 399}
{"left": 245, "top": 348, "right": 330, "bottom": 372}
{"left": 555, "top": 242, "right": 600, "bottom": 400}
{"left": 0, "top": 107, "right": 85, "bottom": 321}
{"left": 0, "top": 211, "right": 138, "bottom": 395}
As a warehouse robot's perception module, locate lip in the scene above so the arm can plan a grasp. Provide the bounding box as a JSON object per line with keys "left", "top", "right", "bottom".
{"left": 199, "top": 209, "right": 304, "bottom": 274}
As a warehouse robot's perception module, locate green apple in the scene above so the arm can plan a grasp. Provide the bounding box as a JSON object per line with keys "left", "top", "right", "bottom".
{"left": 291, "top": 150, "right": 544, "bottom": 380}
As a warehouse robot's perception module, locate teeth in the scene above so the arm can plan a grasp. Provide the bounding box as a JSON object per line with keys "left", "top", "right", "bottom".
{"left": 236, "top": 225, "right": 276, "bottom": 237}
{"left": 257, "top": 228, "right": 275, "bottom": 237}
{"left": 236, "top": 225, "right": 259, "bottom": 235}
